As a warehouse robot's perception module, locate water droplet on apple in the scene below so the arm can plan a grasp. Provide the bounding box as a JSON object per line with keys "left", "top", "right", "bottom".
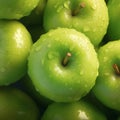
{"left": 91, "top": 4, "right": 96, "bottom": 10}
{"left": 80, "top": 71, "right": 84, "bottom": 75}
{"left": 63, "top": 1, "right": 70, "bottom": 9}
{"left": 103, "top": 57, "right": 108, "bottom": 62}
{"left": 57, "top": 6, "right": 63, "bottom": 13}
{"left": 47, "top": 51, "right": 57, "bottom": 60}
{"left": 35, "top": 46, "right": 41, "bottom": 52}
{"left": 47, "top": 44, "right": 51, "bottom": 48}
{"left": 35, "top": 88, "right": 40, "bottom": 93}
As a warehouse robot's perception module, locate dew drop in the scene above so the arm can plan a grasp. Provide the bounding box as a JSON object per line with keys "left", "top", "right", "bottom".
{"left": 91, "top": 4, "right": 96, "bottom": 10}
{"left": 35, "top": 46, "right": 41, "bottom": 52}
{"left": 47, "top": 44, "right": 51, "bottom": 48}
{"left": 103, "top": 57, "right": 108, "bottom": 62}
{"left": 63, "top": 1, "right": 70, "bottom": 9}
{"left": 47, "top": 51, "right": 57, "bottom": 60}
{"left": 57, "top": 6, "right": 63, "bottom": 13}
{"left": 80, "top": 71, "right": 84, "bottom": 75}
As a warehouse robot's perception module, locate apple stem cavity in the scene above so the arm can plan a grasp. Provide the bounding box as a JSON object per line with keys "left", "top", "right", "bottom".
{"left": 72, "top": 2, "right": 85, "bottom": 16}
{"left": 62, "top": 52, "right": 72, "bottom": 66}
{"left": 113, "top": 64, "right": 120, "bottom": 75}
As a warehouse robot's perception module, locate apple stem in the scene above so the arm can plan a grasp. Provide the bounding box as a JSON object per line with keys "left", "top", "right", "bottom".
{"left": 113, "top": 64, "right": 120, "bottom": 75}
{"left": 62, "top": 52, "right": 72, "bottom": 66}
{"left": 72, "top": 2, "right": 85, "bottom": 16}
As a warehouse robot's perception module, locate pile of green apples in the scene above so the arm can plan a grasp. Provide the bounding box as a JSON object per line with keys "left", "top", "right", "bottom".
{"left": 0, "top": 0, "right": 120, "bottom": 119}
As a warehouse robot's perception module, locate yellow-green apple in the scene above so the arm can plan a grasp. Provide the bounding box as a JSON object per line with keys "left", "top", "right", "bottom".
{"left": 43, "top": 0, "right": 109, "bottom": 47}
{"left": 106, "top": 0, "right": 120, "bottom": 41}
{"left": 93, "top": 39, "right": 120, "bottom": 111}
{"left": 0, "top": 20, "right": 33, "bottom": 85}
{"left": 41, "top": 100, "right": 107, "bottom": 120}
{"left": 0, "top": 86, "right": 39, "bottom": 120}
{"left": 28, "top": 28, "right": 99, "bottom": 102}
{"left": 0, "top": 0, "right": 39, "bottom": 19}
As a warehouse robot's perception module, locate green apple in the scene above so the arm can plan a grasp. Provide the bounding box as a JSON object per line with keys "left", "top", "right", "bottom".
{"left": 43, "top": 0, "right": 109, "bottom": 47}
{"left": 0, "top": 20, "right": 33, "bottom": 86}
{"left": 0, "top": 86, "right": 40, "bottom": 120}
{"left": 41, "top": 100, "right": 107, "bottom": 120}
{"left": 92, "top": 39, "right": 120, "bottom": 111}
{"left": 106, "top": 0, "right": 120, "bottom": 41}
{"left": 20, "top": 0, "right": 47, "bottom": 26}
{"left": 0, "top": 0, "right": 39, "bottom": 19}
{"left": 28, "top": 28, "right": 99, "bottom": 102}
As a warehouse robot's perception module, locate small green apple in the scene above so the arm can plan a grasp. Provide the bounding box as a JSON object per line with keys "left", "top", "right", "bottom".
{"left": 106, "top": 0, "right": 120, "bottom": 40}
{"left": 43, "top": 0, "right": 109, "bottom": 47}
{"left": 41, "top": 100, "right": 107, "bottom": 120}
{"left": 0, "top": 20, "right": 33, "bottom": 85}
{"left": 92, "top": 39, "right": 120, "bottom": 111}
{"left": 28, "top": 28, "right": 99, "bottom": 102}
{"left": 0, "top": 86, "right": 40, "bottom": 120}
{"left": 0, "top": 0, "right": 39, "bottom": 19}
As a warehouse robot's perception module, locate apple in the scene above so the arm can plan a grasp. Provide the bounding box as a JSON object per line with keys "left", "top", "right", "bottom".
{"left": 41, "top": 100, "right": 107, "bottom": 120}
{"left": 43, "top": 0, "right": 109, "bottom": 47}
{"left": 0, "top": 86, "right": 40, "bottom": 120}
{"left": 28, "top": 28, "right": 99, "bottom": 102}
{"left": 0, "top": 20, "right": 33, "bottom": 86}
{"left": 92, "top": 39, "right": 120, "bottom": 111}
{"left": 105, "top": 0, "right": 120, "bottom": 41}
{"left": 0, "top": 0, "right": 39, "bottom": 19}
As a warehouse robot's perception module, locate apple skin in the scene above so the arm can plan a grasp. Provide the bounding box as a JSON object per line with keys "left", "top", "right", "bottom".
{"left": 41, "top": 100, "right": 107, "bottom": 120}
{"left": 92, "top": 40, "right": 120, "bottom": 111}
{"left": 0, "top": 20, "right": 33, "bottom": 86}
{"left": 43, "top": 0, "right": 109, "bottom": 47}
{"left": 106, "top": 0, "right": 120, "bottom": 41}
{"left": 0, "top": 0, "right": 39, "bottom": 19}
{"left": 0, "top": 86, "right": 40, "bottom": 120}
{"left": 28, "top": 28, "right": 99, "bottom": 102}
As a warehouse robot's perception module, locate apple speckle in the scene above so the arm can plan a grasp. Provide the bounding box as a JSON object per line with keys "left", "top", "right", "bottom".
{"left": 57, "top": 6, "right": 63, "bottom": 13}
{"left": 63, "top": 1, "right": 70, "bottom": 9}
